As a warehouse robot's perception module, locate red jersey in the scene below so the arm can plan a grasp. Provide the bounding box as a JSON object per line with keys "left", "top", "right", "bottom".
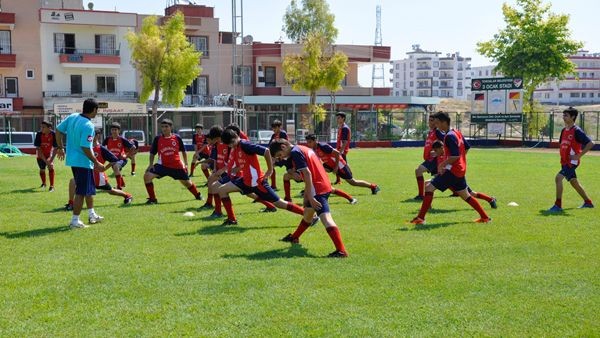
{"left": 150, "top": 134, "right": 186, "bottom": 169}
{"left": 336, "top": 123, "right": 351, "bottom": 154}
{"left": 239, "top": 131, "right": 249, "bottom": 140}
{"left": 229, "top": 140, "right": 266, "bottom": 187}
{"left": 314, "top": 142, "right": 347, "bottom": 170}
{"left": 214, "top": 142, "right": 229, "bottom": 170}
{"left": 92, "top": 144, "right": 118, "bottom": 187}
{"left": 443, "top": 129, "right": 467, "bottom": 177}
{"left": 423, "top": 128, "right": 443, "bottom": 161}
{"left": 193, "top": 133, "right": 210, "bottom": 154}
{"left": 290, "top": 145, "right": 332, "bottom": 196}
{"left": 34, "top": 131, "right": 57, "bottom": 159}
{"left": 102, "top": 136, "right": 134, "bottom": 160}
{"left": 559, "top": 125, "right": 591, "bottom": 166}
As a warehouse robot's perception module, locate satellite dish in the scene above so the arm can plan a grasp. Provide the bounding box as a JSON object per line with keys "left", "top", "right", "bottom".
{"left": 88, "top": 2, "right": 94, "bottom": 10}
{"left": 242, "top": 35, "right": 253, "bottom": 44}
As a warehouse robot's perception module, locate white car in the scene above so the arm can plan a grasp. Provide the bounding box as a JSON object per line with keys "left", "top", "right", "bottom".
{"left": 176, "top": 128, "right": 195, "bottom": 145}
{"left": 121, "top": 130, "right": 146, "bottom": 146}
{"left": 248, "top": 130, "right": 274, "bottom": 144}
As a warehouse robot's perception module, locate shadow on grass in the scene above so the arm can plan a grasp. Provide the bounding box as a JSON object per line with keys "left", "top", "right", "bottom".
{"left": 175, "top": 222, "right": 292, "bottom": 236}
{"left": 43, "top": 206, "right": 70, "bottom": 213}
{"left": 538, "top": 209, "right": 574, "bottom": 216}
{"left": 0, "top": 226, "right": 70, "bottom": 239}
{"left": 222, "top": 244, "right": 318, "bottom": 260}
{"left": 10, "top": 187, "right": 40, "bottom": 194}
{"left": 398, "top": 221, "right": 460, "bottom": 231}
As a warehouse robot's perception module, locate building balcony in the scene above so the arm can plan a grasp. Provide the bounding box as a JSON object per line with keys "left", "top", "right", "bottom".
{"left": 0, "top": 53, "right": 16, "bottom": 68}
{"left": 281, "top": 86, "right": 373, "bottom": 96}
{"left": 439, "top": 66, "right": 453, "bottom": 70}
{"left": 59, "top": 49, "right": 120, "bottom": 68}
{"left": 416, "top": 66, "right": 431, "bottom": 70}
{"left": 416, "top": 75, "right": 431, "bottom": 79}
{"left": 43, "top": 91, "right": 138, "bottom": 100}
{"left": 439, "top": 76, "right": 454, "bottom": 79}
{"left": 255, "top": 87, "right": 282, "bottom": 96}
{"left": 0, "top": 12, "right": 16, "bottom": 28}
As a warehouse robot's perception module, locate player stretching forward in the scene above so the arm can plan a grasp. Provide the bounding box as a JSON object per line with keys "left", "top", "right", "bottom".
{"left": 102, "top": 122, "right": 136, "bottom": 189}
{"left": 548, "top": 107, "right": 594, "bottom": 211}
{"left": 414, "top": 115, "right": 444, "bottom": 200}
{"left": 270, "top": 138, "right": 349, "bottom": 258}
{"left": 306, "top": 134, "right": 380, "bottom": 195}
{"left": 200, "top": 126, "right": 229, "bottom": 218}
{"left": 268, "top": 119, "right": 288, "bottom": 190}
{"left": 216, "top": 128, "right": 305, "bottom": 225}
{"left": 410, "top": 112, "right": 491, "bottom": 225}
{"left": 144, "top": 119, "right": 202, "bottom": 204}
{"left": 65, "top": 131, "right": 133, "bottom": 210}
{"left": 190, "top": 123, "right": 211, "bottom": 181}
{"left": 34, "top": 120, "right": 58, "bottom": 191}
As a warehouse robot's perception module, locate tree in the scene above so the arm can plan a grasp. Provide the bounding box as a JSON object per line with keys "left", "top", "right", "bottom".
{"left": 283, "top": 0, "right": 338, "bottom": 44}
{"left": 126, "top": 12, "right": 202, "bottom": 137}
{"left": 477, "top": 0, "right": 582, "bottom": 139}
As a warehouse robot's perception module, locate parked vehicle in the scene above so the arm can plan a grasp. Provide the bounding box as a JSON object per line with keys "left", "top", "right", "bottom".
{"left": 122, "top": 130, "right": 146, "bottom": 146}
{"left": 0, "top": 131, "right": 36, "bottom": 147}
{"left": 248, "top": 129, "right": 274, "bottom": 144}
{"left": 176, "top": 128, "right": 195, "bottom": 145}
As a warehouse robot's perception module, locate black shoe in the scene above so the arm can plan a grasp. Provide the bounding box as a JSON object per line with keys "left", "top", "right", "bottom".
{"left": 413, "top": 195, "right": 424, "bottom": 200}
{"left": 146, "top": 198, "right": 158, "bottom": 205}
{"left": 222, "top": 219, "right": 238, "bottom": 226}
{"left": 327, "top": 250, "right": 348, "bottom": 258}
{"left": 48, "top": 186, "right": 55, "bottom": 192}
{"left": 371, "top": 185, "right": 380, "bottom": 195}
{"left": 199, "top": 203, "right": 214, "bottom": 210}
{"left": 261, "top": 207, "right": 277, "bottom": 213}
{"left": 131, "top": 172, "right": 136, "bottom": 176}
{"left": 40, "top": 184, "right": 46, "bottom": 189}
{"left": 310, "top": 216, "right": 320, "bottom": 226}
{"left": 195, "top": 193, "right": 203, "bottom": 201}
{"left": 281, "top": 233, "right": 299, "bottom": 243}
{"left": 209, "top": 211, "right": 224, "bottom": 218}
{"left": 489, "top": 198, "right": 498, "bottom": 209}
{"left": 64, "top": 203, "right": 73, "bottom": 211}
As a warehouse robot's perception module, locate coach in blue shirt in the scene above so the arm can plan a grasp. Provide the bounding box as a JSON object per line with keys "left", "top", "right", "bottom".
{"left": 56, "top": 98, "right": 106, "bottom": 229}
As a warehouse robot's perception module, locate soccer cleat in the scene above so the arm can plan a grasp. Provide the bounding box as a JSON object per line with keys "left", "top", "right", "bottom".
{"left": 474, "top": 217, "right": 492, "bottom": 223}
{"left": 489, "top": 198, "right": 497, "bottom": 209}
{"left": 281, "top": 233, "right": 299, "bottom": 244}
{"left": 209, "top": 211, "right": 224, "bottom": 218}
{"left": 310, "top": 216, "right": 320, "bottom": 226}
{"left": 131, "top": 172, "right": 136, "bottom": 176}
{"left": 199, "top": 203, "right": 214, "bottom": 210}
{"left": 64, "top": 203, "right": 73, "bottom": 211}
{"left": 146, "top": 198, "right": 158, "bottom": 205}
{"left": 48, "top": 186, "right": 55, "bottom": 192}
{"left": 195, "top": 193, "right": 203, "bottom": 201}
{"left": 409, "top": 217, "right": 425, "bottom": 225}
{"left": 579, "top": 203, "right": 594, "bottom": 209}
{"left": 349, "top": 198, "right": 358, "bottom": 205}
{"left": 221, "top": 219, "right": 238, "bottom": 226}
{"left": 39, "top": 184, "right": 46, "bottom": 190}
{"left": 88, "top": 214, "right": 105, "bottom": 224}
{"left": 124, "top": 196, "right": 133, "bottom": 205}
{"left": 371, "top": 185, "right": 380, "bottom": 195}
{"left": 327, "top": 250, "right": 348, "bottom": 258}
{"left": 413, "top": 195, "right": 424, "bottom": 200}
{"left": 547, "top": 205, "right": 563, "bottom": 212}
{"left": 69, "top": 220, "right": 89, "bottom": 229}
{"left": 260, "top": 207, "right": 278, "bottom": 213}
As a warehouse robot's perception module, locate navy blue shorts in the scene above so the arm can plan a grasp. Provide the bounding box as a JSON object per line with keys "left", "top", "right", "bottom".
{"left": 218, "top": 173, "right": 231, "bottom": 185}
{"left": 323, "top": 163, "right": 353, "bottom": 180}
{"left": 421, "top": 159, "right": 438, "bottom": 175}
{"left": 303, "top": 192, "right": 331, "bottom": 216}
{"left": 232, "top": 177, "right": 280, "bottom": 202}
{"left": 431, "top": 171, "right": 467, "bottom": 192}
{"left": 115, "top": 159, "right": 128, "bottom": 170}
{"left": 195, "top": 152, "right": 210, "bottom": 161}
{"left": 559, "top": 164, "right": 578, "bottom": 181}
{"left": 72, "top": 167, "right": 96, "bottom": 196}
{"left": 149, "top": 164, "right": 190, "bottom": 181}
{"left": 37, "top": 158, "right": 48, "bottom": 170}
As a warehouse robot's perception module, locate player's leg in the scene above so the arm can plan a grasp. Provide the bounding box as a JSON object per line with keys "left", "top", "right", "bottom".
{"left": 200, "top": 161, "right": 211, "bottom": 182}
{"left": 189, "top": 152, "right": 199, "bottom": 176}
{"left": 65, "top": 178, "right": 76, "bottom": 210}
{"left": 256, "top": 181, "right": 304, "bottom": 216}
{"left": 270, "top": 168, "right": 278, "bottom": 190}
{"left": 37, "top": 159, "right": 47, "bottom": 188}
{"left": 457, "top": 180, "right": 490, "bottom": 222}
{"left": 217, "top": 180, "right": 243, "bottom": 224}
{"left": 112, "top": 162, "right": 125, "bottom": 189}
{"left": 411, "top": 175, "right": 445, "bottom": 224}
{"left": 549, "top": 168, "right": 567, "bottom": 211}
{"left": 179, "top": 177, "right": 202, "bottom": 200}
{"left": 130, "top": 154, "right": 136, "bottom": 175}
{"left": 143, "top": 167, "right": 161, "bottom": 204}
{"left": 321, "top": 212, "right": 348, "bottom": 257}
{"left": 331, "top": 187, "right": 356, "bottom": 204}
{"left": 340, "top": 165, "right": 379, "bottom": 194}
{"left": 48, "top": 161, "right": 55, "bottom": 191}
{"left": 467, "top": 187, "right": 497, "bottom": 209}
{"left": 569, "top": 177, "right": 594, "bottom": 207}
{"left": 415, "top": 164, "right": 429, "bottom": 199}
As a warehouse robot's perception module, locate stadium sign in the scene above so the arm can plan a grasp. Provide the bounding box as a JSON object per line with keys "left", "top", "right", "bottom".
{"left": 471, "top": 113, "right": 523, "bottom": 123}
{"left": 471, "top": 77, "right": 523, "bottom": 91}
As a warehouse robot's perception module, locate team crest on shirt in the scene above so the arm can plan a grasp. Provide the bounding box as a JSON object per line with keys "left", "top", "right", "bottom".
{"left": 222, "top": 148, "right": 228, "bottom": 154}
{"left": 172, "top": 140, "right": 177, "bottom": 146}
{"left": 118, "top": 142, "right": 122, "bottom": 147}
{"left": 568, "top": 135, "right": 573, "bottom": 140}
{"left": 87, "top": 135, "right": 93, "bottom": 142}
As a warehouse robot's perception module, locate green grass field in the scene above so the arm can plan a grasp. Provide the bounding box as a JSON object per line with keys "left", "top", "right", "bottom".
{"left": 0, "top": 148, "right": 598, "bottom": 336}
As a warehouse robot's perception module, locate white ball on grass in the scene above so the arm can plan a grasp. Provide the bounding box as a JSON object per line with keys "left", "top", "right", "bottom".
{"left": 507, "top": 202, "right": 519, "bottom": 207}
{"left": 183, "top": 211, "right": 195, "bottom": 217}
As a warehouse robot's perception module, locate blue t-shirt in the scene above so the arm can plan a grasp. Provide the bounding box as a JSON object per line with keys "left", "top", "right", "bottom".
{"left": 56, "top": 113, "right": 95, "bottom": 169}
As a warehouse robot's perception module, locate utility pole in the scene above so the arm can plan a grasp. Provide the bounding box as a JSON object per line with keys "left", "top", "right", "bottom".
{"left": 371, "top": 5, "right": 385, "bottom": 89}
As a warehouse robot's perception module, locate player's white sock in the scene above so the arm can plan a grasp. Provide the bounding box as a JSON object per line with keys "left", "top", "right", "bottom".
{"left": 88, "top": 208, "right": 96, "bottom": 217}
{"left": 71, "top": 215, "right": 80, "bottom": 223}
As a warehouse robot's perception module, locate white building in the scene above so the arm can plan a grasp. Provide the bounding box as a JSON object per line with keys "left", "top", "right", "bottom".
{"left": 389, "top": 46, "right": 471, "bottom": 99}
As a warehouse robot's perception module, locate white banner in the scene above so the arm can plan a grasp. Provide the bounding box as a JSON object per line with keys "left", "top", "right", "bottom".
{"left": 54, "top": 101, "right": 146, "bottom": 115}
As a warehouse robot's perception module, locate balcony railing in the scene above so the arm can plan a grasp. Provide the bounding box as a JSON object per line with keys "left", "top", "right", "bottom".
{"left": 43, "top": 91, "right": 138, "bottom": 99}
{"left": 57, "top": 48, "right": 120, "bottom": 56}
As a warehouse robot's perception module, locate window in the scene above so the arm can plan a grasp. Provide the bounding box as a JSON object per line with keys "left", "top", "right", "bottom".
{"left": 47, "top": 74, "right": 54, "bottom": 81}
{"left": 395, "top": 64, "right": 399, "bottom": 70}
{"left": 54, "top": 33, "right": 75, "bottom": 54}
{"left": 264, "top": 66, "right": 276, "bottom": 87}
{"left": 433, "top": 61, "right": 439, "bottom": 67}
{"left": 96, "top": 75, "right": 116, "bottom": 93}
{"left": 544, "top": 93, "right": 550, "bottom": 99}
{"left": 402, "top": 90, "right": 407, "bottom": 96}
{"left": 95, "top": 34, "right": 116, "bottom": 55}
{"left": 70, "top": 75, "right": 82, "bottom": 94}
{"left": 558, "top": 93, "right": 563, "bottom": 98}
{"left": 0, "top": 30, "right": 11, "bottom": 54}
{"left": 410, "top": 63, "right": 414, "bottom": 68}
{"left": 433, "top": 71, "right": 439, "bottom": 77}
{"left": 409, "top": 81, "right": 414, "bottom": 87}
{"left": 457, "top": 90, "right": 463, "bottom": 96}
{"left": 232, "top": 66, "right": 252, "bottom": 85}
{"left": 185, "top": 76, "right": 208, "bottom": 96}
{"left": 591, "top": 93, "right": 595, "bottom": 98}
{"left": 582, "top": 93, "right": 587, "bottom": 98}
{"left": 570, "top": 92, "right": 580, "bottom": 98}
{"left": 395, "top": 91, "right": 399, "bottom": 96}
{"left": 432, "top": 81, "right": 439, "bottom": 86}
{"left": 26, "top": 69, "right": 35, "bottom": 80}
{"left": 188, "top": 36, "right": 208, "bottom": 57}
{"left": 433, "top": 90, "right": 439, "bottom": 96}
{"left": 5, "top": 77, "right": 18, "bottom": 97}
{"left": 394, "top": 82, "right": 399, "bottom": 88}
{"left": 396, "top": 73, "right": 400, "bottom": 79}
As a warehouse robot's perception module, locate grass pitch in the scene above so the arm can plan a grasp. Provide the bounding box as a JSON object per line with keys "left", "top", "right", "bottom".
{"left": 0, "top": 148, "right": 598, "bottom": 336}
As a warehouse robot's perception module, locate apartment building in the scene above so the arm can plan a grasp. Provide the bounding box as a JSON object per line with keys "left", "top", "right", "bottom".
{"left": 389, "top": 46, "right": 472, "bottom": 99}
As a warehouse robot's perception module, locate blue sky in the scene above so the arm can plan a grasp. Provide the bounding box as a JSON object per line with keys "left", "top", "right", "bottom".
{"left": 91, "top": 0, "right": 599, "bottom": 85}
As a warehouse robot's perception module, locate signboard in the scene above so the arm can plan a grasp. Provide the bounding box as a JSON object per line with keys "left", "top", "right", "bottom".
{"left": 471, "top": 77, "right": 523, "bottom": 91}
{"left": 54, "top": 101, "right": 146, "bottom": 115}
{"left": 471, "top": 113, "right": 523, "bottom": 123}
{"left": 0, "top": 98, "right": 14, "bottom": 112}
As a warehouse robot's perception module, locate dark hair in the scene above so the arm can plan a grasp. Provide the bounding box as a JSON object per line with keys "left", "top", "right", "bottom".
{"left": 82, "top": 98, "right": 98, "bottom": 115}
{"left": 41, "top": 120, "right": 52, "bottom": 127}
{"left": 305, "top": 133, "right": 317, "bottom": 141}
{"left": 271, "top": 120, "right": 282, "bottom": 128}
{"left": 432, "top": 140, "right": 444, "bottom": 149}
{"left": 161, "top": 118, "right": 173, "bottom": 126}
{"left": 221, "top": 128, "right": 239, "bottom": 145}
{"left": 563, "top": 107, "right": 578, "bottom": 121}
{"left": 432, "top": 111, "right": 451, "bottom": 124}
{"left": 335, "top": 112, "right": 346, "bottom": 119}
{"left": 195, "top": 123, "right": 204, "bottom": 129}
{"left": 268, "top": 138, "right": 287, "bottom": 155}
{"left": 225, "top": 123, "right": 241, "bottom": 136}
{"left": 95, "top": 128, "right": 103, "bottom": 134}
{"left": 208, "top": 125, "right": 223, "bottom": 139}
{"left": 109, "top": 122, "right": 121, "bottom": 130}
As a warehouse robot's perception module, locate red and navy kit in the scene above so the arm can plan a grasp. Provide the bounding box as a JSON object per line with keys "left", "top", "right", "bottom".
{"left": 102, "top": 136, "right": 134, "bottom": 160}
{"left": 229, "top": 140, "right": 267, "bottom": 187}
{"left": 269, "top": 130, "right": 288, "bottom": 143}
{"left": 290, "top": 145, "right": 332, "bottom": 196}
{"left": 92, "top": 144, "right": 119, "bottom": 188}
{"left": 443, "top": 129, "right": 469, "bottom": 178}
{"left": 150, "top": 134, "right": 186, "bottom": 169}
{"left": 423, "top": 128, "right": 445, "bottom": 161}
{"left": 193, "top": 133, "right": 211, "bottom": 156}
{"left": 313, "top": 142, "right": 346, "bottom": 170}
{"left": 336, "top": 123, "right": 351, "bottom": 155}
{"left": 34, "top": 131, "right": 57, "bottom": 159}
{"left": 559, "top": 125, "right": 591, "bottom": 167}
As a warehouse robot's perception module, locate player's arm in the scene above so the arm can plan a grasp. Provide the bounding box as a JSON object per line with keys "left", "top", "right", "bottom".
{"left": 54, "top": 129, "right": 66, "bottom": 161}
{"left": 49, "top": 134, "right": 58, "bottom": 162}
{"left": 573, "top": 130, "right": 594, "bottom": 161}
{"left": 263, "top": 148, "right": 274, "bottom": 179}
{"left": 177, "top": 136, "right": 188, "bottom": 169}
{"left": 147, "top": 136, "right": 159, "bottom": 170}
{"left": 331, "top": 147, "right": 341, "bottom": 173}
{"left": 123, "top": 138, "right": 136, "bottom": 158}
{"left": 339, "top": 127, "right": 350, "bottom": 151}
{"left": 298, "top": 167, "right": 322, "bottom": 210}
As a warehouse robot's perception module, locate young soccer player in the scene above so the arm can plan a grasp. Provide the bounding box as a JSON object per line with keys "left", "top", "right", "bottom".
{"left": 410, "top": 112, "right": 491, "bottom": 225}
{"left": 200, "top": 125, "right": 229, "bottom": 218}
{"left": 34, "top": 121, "right": 58, "bottom": 192}
{"left": 305, "top": 134, "right": 380, "bottom": 195}
{"left": 190, "top": 123, "right": 211, "bottom": 180}
{"left": 216, "top": 128, "right": 305, "bottom": 225}
{"left": 414, "top": 116, "right": 445, "bottom": 200}
{"left": 102, "top": 122, "right": 136, "bottom": 189}
{"left": 144, "top": 119, "right": 202, "bottom": 204}
{"left": 268, "top": 119, "right": 288, "bottom": 190}
{"left": 548, "top": 107, "right": 595, "bottom": 211}
{"left": 334, "top": 112, "right": 351, "bottom": 185}
{"left": 270, "top": 138, "right": 349, "bottom": 258}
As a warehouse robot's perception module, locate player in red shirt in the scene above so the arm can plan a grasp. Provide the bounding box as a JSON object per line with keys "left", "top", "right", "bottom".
{"left": 548, "top": 107, "right": 594, "bottom": 212}
{"left": 334, "top": 112, "right": 351, "bottom": 184}
{"left": 270, "top": 138, "right": 349, "bottom": 258}
{"left": 127, "top": 138, "right": 139, "bottom": 176}
{"left": 34, "top": 121, "right": 58, "bottom": 191}
{"left": 190, "top": 123, "right": 211, "bottom": 180}
{"left": 414, "top": 116, "right": 445, "bottom": 199}
{"left": 215, "top": 128, "right": 305, "bottom": 225}
{"left": 143, "top": 119, "right": 202, "bottom": 204}
{"left": 102, "top": 122, "right": 136, "bottom": 189}
{"left": 268, "top": 119, "right": 288, "bottom": 190}
{"left": 199, "top": 125, "right": 229, "bottom": 218}
{"left": 410, "top": 112, "right": 491, "bottom": 225}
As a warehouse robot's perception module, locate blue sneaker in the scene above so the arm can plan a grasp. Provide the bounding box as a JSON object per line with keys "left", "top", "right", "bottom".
{"left": 579, "top": 203, "right": 594, "bottom": 209}
{"left": 371, "top": 185, "right": 380, "bottom": 195}
{"left": 547, "top": 205, "right": 563, "bottom": 212}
